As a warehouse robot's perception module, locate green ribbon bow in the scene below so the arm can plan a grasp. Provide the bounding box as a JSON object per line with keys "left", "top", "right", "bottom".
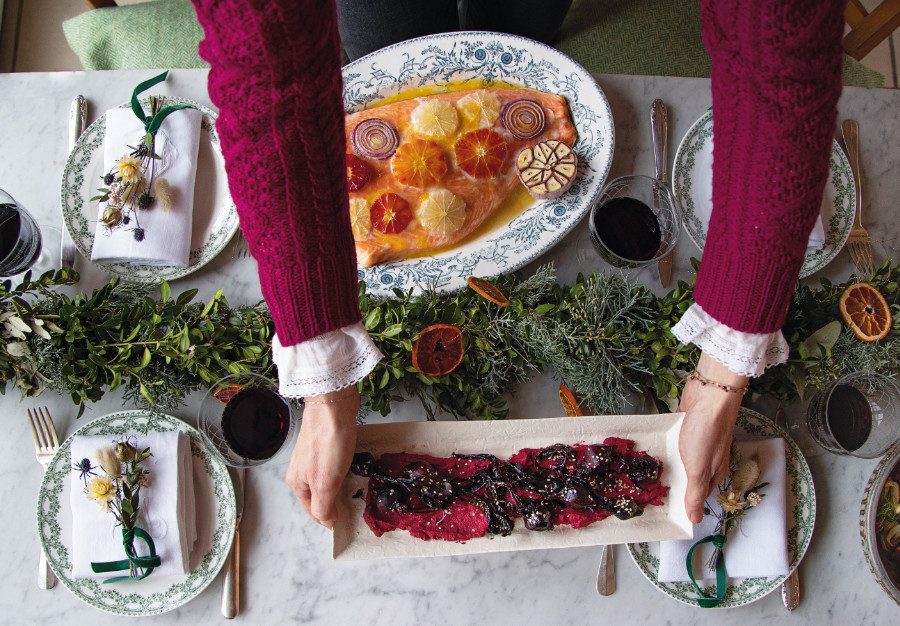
{"left": 90, "top": 526, "right": 161, "bottom": 584}
{"left": 685, "top": 533, "right": 728, "bottom": 608}
{"left": 130, "top": 71, "right": 193, "bottom": 136}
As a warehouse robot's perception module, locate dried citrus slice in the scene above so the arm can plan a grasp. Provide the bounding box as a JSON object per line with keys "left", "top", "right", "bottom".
{"left": 412, "top": 323, "right": 464, "bottom": 376}
{"left": 370, "top": 193, "right": 413, "bottom": 234}
{"left": 467, "top": 276, "right": 509, "bottom": 307}
{"left": 417, "top": 189, "right": 467, "bottom": 237}
{"left": 390, "top": 139, "right": 448, "bottom": 188}
{"left": 411, "top": 99, "right": 459, "bottom": 140}
{"left": 212, "top": 383, "right": 242, "bottom": 405}
{"left": 349, "top": 197, "right": 372, "bottom": 238}
{"left": 346, "top": 153, "right": 371, "bottom": 192}
{"left": 457, "top": 90, "right": 501, "bottom": 128}
{"left": 839, "top": 282, "right": 892, "bottom": 342}
{"left": 558, "top": 384, "right": 583, "bottom": 416}
{"left": 455, "top": 129, "right": 508, "bottom": 179}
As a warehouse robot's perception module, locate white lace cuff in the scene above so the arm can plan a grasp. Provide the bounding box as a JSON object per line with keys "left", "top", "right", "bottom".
{"left": 671, "top": 303, "right": 789, "bottom": 378}
{"left": 272, "top": 322, "right": 383, "bottom": 398}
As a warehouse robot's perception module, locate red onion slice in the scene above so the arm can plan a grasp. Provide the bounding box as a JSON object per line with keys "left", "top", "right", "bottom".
{"left": 351, "top": 118, "right": 399, "bottom": 160}
{"left": 500, "top": 99, "right": 546, "bottom": 140}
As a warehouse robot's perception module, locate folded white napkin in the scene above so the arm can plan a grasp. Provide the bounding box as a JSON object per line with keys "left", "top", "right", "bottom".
{"left": 91, "top": 106, "right": 202, "bottom": 266}
{"left": 657, "top": 438, "right": 789, "bottom": 582}
{"left": 70, "top": 430, "right": 197, "bottom": 579}
{"left": 807, "top": 214, "right": 825, "bottom": 254}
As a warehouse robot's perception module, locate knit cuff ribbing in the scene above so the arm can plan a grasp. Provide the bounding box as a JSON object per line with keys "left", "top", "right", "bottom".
{"left": 258, "top": 254, "right": 362, "bottom": 347}
{"left": 693, "top": 242, "right": 801, "bottom": 335}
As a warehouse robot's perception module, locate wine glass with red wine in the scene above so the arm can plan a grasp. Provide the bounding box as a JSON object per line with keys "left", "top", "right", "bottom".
{"left": 806, "top": 372, "right": 900, "bottom": 458}
{"left": 588, "top": 175, "right": 680, "bottom": 269}
{"left": 0, "top": 188, "right": 61, "bottom": 277}
{"left": 199, "top": 373, "right": 296, "bottom": 467}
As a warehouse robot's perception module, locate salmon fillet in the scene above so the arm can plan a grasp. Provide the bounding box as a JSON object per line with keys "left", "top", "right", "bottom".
{"left": 345, "top": 88, "right": 577, "bottom": 267}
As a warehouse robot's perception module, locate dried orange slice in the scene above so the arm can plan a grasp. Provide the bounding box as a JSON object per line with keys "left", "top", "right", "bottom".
{"left": 467, "top": 276, "right": 509, "bottom": 307}
{"left": 412, "top": 324, "right": 464, "bottom": 376}
{"left": 212, "top": 383, "right": 242, "bottom": 405}
{"left": 558, "top": 384, "right": 583, "bottom": 416}
{"left": 839, "top": 282, "right": 892, "bottom": 342}
{"left": 390, "top": 139, "right": 448, "bottom": 188}
{"left": 455, "top": 128, "right": 508, "bottom": 178}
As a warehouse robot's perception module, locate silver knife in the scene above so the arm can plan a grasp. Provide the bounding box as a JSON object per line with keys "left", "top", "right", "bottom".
{"left": 651, "top": 99, "right": 674, "bottom": 288}
{"left": 596, "top": 543, "right": 616, "bottom": 595}
{"left": 62, "top": 96, "right": 86, "bottom": 269}
{"left": 222, "top": 467, "right": 246, "bottom": 618}
{"left": 774, "top": 405, "right": 800, "bottom": 610}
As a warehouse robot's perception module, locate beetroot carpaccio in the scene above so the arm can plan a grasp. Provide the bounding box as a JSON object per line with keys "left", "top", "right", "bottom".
{"left": 349, "top": 437, "right": 668, "bottom": 542}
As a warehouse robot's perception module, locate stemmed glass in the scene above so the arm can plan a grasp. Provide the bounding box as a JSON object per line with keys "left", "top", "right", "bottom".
{"left": 0, "top": 188, "right": 61, "bottom": 277}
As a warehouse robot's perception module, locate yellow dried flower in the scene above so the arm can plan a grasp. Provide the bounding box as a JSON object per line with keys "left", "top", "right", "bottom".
{"left": 96, "top": 446, "right": 121, "bottom": 478}
{"left": 730, "top": 458, "right": 760, "bottom": 498}
{"left": 101, "top": 206, "right": 122, "bottom": 227}
{"left": 86, "top": 476, "right": 116, "bottom": 510}
{"left": 718, "top": 491, "right": 744, "bottom": 514}
{"left": 115, "top": 155, "right": 143, "bottom": 183}
{"left": 154, "top": 177, "right": 174, "bottom": 211}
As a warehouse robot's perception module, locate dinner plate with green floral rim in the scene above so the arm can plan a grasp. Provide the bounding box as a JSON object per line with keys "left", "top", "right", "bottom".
{"left": 343, "top": 31, "right": 614, "bottom": 296}
{"left": 60, "top": 97, "right": 239, "bottom": 284}
{"left": 627, "top": 407, "right": 816, "bottom": 609}
{"left": 36, "top": 410, "right": 236, "bottom": 617}
{"left": 672, "top": 110, "right": 854, "bottom": 278}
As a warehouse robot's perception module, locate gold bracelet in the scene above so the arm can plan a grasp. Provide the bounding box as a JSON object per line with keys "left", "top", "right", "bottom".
{"left": 687, "top": 370, "right": 749, "bottom": 396}
{"left": 302, "top": 388, "right": 358, "bottom": 405}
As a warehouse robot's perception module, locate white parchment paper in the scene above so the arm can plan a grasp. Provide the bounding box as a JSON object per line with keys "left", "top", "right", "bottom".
{"left": 334, "top": 413, "right": 691, "bottom": 560}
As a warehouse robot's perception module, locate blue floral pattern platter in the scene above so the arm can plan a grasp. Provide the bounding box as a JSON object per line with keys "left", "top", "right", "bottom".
{"left": 343, "top": 32, "right": 614, "bottom": 295}
{"left": 672, "top": 110, "right": 855, "bottom": 278}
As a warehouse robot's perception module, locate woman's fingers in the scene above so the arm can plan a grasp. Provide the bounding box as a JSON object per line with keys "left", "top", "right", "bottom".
{"left": 310, "top": 475, "right": 344, "bottom": 529}
{"left": 684, "top": 472, "right": 709, "bottom": 524}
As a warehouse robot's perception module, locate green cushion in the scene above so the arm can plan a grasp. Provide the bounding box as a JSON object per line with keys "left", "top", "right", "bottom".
{"left": 62, "top": 0, "right": 207, "bottom": 71}
{"left": 62, "top": 0, "right": 883, "bottom": 89}
{"left": 557, "top": 0, "right": 885, "bottom": 88}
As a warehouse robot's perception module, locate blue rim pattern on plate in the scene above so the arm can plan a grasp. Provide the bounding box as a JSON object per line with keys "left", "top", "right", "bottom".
{"left": 343, "top": 32, "right": 615, "bottom": 295}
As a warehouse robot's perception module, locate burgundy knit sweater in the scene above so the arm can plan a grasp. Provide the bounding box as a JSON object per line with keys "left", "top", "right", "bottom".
{"left": 191, "top": 0, "right": 844, "bottom": 345}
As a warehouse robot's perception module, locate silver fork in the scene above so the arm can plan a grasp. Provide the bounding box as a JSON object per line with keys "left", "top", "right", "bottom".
{"left": 841, "top": 119, "right": 876, "bottom": 276}
{"left": 28, "top": 407, "right": 60, "bottom": 590}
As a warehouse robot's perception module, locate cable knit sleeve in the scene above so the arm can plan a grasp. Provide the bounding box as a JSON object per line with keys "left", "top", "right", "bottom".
{"left": 692, "top": 0, "right": 845, "bottom": 334}
{"left": 191, "top": 0, "right": 361, "bottom": 346}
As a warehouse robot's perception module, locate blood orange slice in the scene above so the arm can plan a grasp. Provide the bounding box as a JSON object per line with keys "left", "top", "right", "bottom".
{"left": 467, "top": 276, "right": 509, "bottom": 307}
{"left": 839, "top": 282, "right": 892, "bottom": 342}
{"left": 412, "top": 324, "right": 464, "bottom": 376}
{"left": 558, "top": 384, "right": 584, "bottom": 416}
{"left": 212, "top": 383, "right": 243, "bottom": 405}
{"left": 346, "top": 153, "right": 371, "bottom": 191}
{"left": 390, "top": 139, "right": 448, "bottom": 188}
{"left": 455, "top": 128, "right": 508, "bottom": 178}
{"left": 370, "top": 193, "right": 413, "bottom": 234}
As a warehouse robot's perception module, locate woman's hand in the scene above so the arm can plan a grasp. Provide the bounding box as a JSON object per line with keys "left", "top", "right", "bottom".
{"left": 285, "top": 388, "right": 359, "bottom": 528}
{"left": 678, "top": 352, "right": 747, "bottom": 523}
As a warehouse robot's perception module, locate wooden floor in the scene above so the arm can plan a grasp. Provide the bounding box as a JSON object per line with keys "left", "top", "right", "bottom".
{"left": 1, "top": 0, "right": 897, "bottom": 87}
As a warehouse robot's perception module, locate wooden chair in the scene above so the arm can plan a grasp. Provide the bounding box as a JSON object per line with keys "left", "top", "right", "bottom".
{"left": 844, "top": 0, "right": 900, "bottom": 60}
{"left": 84, "top": 1, "right": 119, "bottom": 8}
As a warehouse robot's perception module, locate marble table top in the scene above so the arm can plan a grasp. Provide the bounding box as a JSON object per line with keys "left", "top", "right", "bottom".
{"left": 0, "top": 69, "right": 897, "bottom": 625}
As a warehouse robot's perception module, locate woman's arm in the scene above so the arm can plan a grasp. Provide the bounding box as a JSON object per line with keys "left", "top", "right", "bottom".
{"left": 192, "top": 0, "right": 376, "bottom": 528}
{"left": 192, "top": 0, "right": 361, "bottom": 345}
{"left": 677, "top": 0, "right": 845, "bottom": 523}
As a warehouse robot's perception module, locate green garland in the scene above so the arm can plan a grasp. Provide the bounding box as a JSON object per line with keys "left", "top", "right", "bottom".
{"left": 0, "top": 261, "right": 897, "bottom": 419}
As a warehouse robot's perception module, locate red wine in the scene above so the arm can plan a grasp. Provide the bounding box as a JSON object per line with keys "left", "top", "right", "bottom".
{"left": 591, "top": 197, "right": 662, "bottom": 262}
{"left": 0, "top": 202, "right": 41, "bottom": 275}
{"left": 827, "top": 384, "right": 872, "bottom": 452}
{"left": 221, "top": 386, "right": 290, "bottom": 460}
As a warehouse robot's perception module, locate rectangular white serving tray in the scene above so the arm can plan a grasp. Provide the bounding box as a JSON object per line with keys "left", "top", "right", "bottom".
{"left": 333, "top": 413, "right": 691, "bottom": 560}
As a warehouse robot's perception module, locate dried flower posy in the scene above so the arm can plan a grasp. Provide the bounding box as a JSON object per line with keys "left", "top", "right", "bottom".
{"left": 91, "top": 97, "right": 166, "bottom": 242}
{"left": 79, "top": 437, "right": 152, "bottom": 534}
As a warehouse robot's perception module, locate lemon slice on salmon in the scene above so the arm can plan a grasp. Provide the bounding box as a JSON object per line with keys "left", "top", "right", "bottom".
{"left": 417, "top": 189, "right": 467, "bottom": 237}
{"left": 411, "top": 100, "right": 459, "bottom": 140}
{"left": 457, "top": 91, "right": 501, "bottom": 128}
{"left": 349, "top": 197, "right": 372, "bottom": 237}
